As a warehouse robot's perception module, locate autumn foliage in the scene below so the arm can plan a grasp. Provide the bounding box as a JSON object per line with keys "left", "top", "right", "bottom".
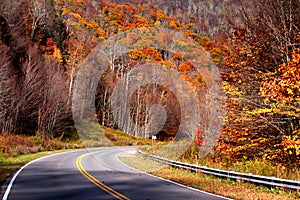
{"left": 214, "top": 0, "right": 300, "bottom": 167}
{"left": 0, "top": 0, "right": 300, "bottom": 169}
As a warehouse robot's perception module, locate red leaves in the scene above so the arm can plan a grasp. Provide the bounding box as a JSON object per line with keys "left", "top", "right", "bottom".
{"left": 46, "top": 38, "right": 55, "bottom": 51}
{"left": 194, "top": 128, "right": 203, "bottom": 146}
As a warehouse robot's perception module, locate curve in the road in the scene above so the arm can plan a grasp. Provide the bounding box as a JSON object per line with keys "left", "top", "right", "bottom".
{"left": 76, "top": 151, "right": 130, "bottom": 200}
{"left": 1, "top": 147, "right": 231, "bottom": 200}
{"left": 2, "top": 151, "right": 75, "bottom": 200}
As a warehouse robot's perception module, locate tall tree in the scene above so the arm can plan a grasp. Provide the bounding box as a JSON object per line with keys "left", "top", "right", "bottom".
{"left": 216, "top": 0, "right": 300, "bottom": 166}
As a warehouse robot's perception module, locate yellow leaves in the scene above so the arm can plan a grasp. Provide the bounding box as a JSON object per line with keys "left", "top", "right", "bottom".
{"left": 128, "top": 50, "right": 141, "bottom": 60}
{"left": 223, "top": 81, "right": 244, "bottom": 96}
{"left": 239, "top": 61, "right": 246, "bottom": 66}
{"left": 287, "top": 88, "right": 294, "bottom": 95}
{"left": 185, "top": 23, "right": 194, "bottom": 29}
{"left": 70, "top": 12, "right": 82, "bottom": 21}
{"left": 169, "top": 20, "right": 180, "bottom": 30}
{"left": 156, "top": 9, "right": 167, "bottom": 21}
{"left": 248, "top": 108, "right": 273, "bottom": 115}
{"left": 96, "top": 27, "right": 106, "bottom": 38}
{"left": 209, "top": 47, "right": 224, "bottom": 65}
{"left": 134, "top": 15, "right": 149, "bottom": 27}
{"left": 53, "top": 47, "right": 63, "bottom": 63}
{"left": 86, "top": 21, "right": 99, "bottom": 30}
{"left": 160, "top": 60, "right": 172, "bottom": 68}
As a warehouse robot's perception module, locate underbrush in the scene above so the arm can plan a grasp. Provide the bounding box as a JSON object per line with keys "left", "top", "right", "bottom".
{"left": 141, "top": 142, "right": 300, "bottom": 181}
{"left": 101, "top": 126, "right": 152, "bottom": 146}
{"left": 0, "top": 132, "right": 83, "bottom": 157}
{"left": 179, "top": 144, "right": 300, "bottom": 181}
{"left": 74, "top": 120, "right": 152, "bottom": 147}
{"left": 0, "top": 132, "right": 84, "bottom": 189}
{"left": 0, "top": 124, "right": 152, "bottom": 157}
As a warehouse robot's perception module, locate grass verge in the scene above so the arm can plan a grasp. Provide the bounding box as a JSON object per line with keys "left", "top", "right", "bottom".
{"left": 141, "top": 144, "right": 300, "bottom": 181}
{"left": 0, "top": 132, "right": 84, "bottom": 194}
{"left": 119, "top": 151, "right": 300, "bottom": 200}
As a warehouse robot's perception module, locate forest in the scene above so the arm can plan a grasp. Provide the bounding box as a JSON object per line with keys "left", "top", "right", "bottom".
{"left": 0, "top": 0, "right": 299, "bottom": 168}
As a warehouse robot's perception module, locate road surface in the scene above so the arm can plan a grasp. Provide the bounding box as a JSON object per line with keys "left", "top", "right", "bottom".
{"left": 1, "top": 147, "right": 229, "bottom": 200}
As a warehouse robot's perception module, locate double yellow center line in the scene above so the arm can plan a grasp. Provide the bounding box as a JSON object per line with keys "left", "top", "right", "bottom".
{"left": 76, "top": 151, "right": 130, "bottom": 200}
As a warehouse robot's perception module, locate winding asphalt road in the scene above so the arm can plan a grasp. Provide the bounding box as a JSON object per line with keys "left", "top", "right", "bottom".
{"left": 1, "top": 147, "right": 229, "bottom": 200}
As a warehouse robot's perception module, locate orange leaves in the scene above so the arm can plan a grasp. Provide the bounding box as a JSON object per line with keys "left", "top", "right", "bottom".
{"left": 69, "top": 12, "right": 82, "bottom": 21}
{"left": 128, "top": 48, "right": 160, "bottom": 61}
{"left": 107, "top": 5, "right": 126, "bottom": 21}
{"left": 178, "top": 61, "right": 193, "bottom": 72}
{"left": 141, "top": 48, "right": 160, "bottom": 60}
{"left": 149, "top": 11, "right": 157, "bottom": 22}
{"left": 169, "top": 20, "right": 179, "bottom": 30}
{"left": 85, "top": 21, "right": 99, "bottom": 30}
{"left": 173, "top": 53, "right": 182, "bottom": 60}
{"left": 61, "top": 7, "right": 71, "bottom": 16}
{"left": 96, "top": 27, "right": 106, "bottom": 38}
{"left": 261, "top": 52, "right": 300, "bottom": 102}
{"left": 185, "top": 23, "right": 194, "bottom": 29}
{"left": 41, "top": 38, "right": 63, "bottom": 63}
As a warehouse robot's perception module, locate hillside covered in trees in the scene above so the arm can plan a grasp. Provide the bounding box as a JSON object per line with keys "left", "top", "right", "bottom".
{"left": 0, "top": 0, "right": 299, "bottom": 168}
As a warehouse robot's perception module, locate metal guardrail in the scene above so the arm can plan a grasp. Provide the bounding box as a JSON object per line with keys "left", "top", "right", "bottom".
{"left": 138, "top": 150, "right": 300, "bottom": 190}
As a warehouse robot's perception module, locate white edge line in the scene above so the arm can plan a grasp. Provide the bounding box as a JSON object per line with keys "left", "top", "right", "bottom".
{"left": 116, "top": 148, "right": 232, "bottom": 200}
{"left": 2, "top": 147, "right": 232, "bottom": 200}
{"left": 1, "top": 149, "right": 85, "bottom": 200}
